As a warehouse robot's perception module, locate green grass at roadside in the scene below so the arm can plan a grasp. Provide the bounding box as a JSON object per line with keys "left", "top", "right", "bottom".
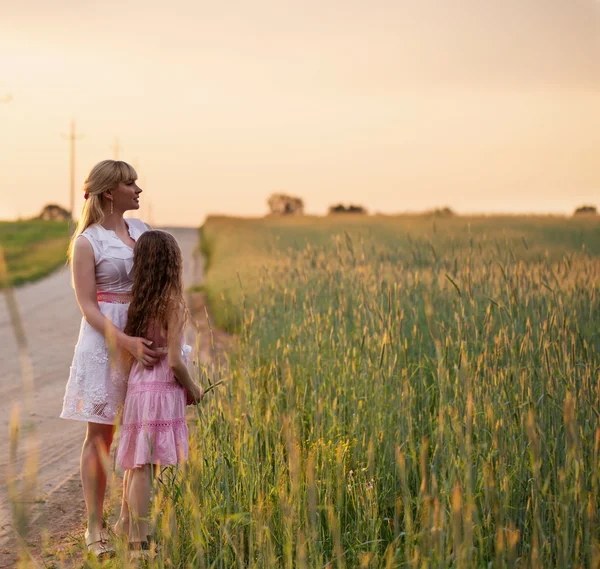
{"left": 0, "top": 220, "right": 70, "bottom": 287}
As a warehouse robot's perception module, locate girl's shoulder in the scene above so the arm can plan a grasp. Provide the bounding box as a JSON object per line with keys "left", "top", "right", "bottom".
{"left": 166, "top": 298, "right": 187, "bottom": 326}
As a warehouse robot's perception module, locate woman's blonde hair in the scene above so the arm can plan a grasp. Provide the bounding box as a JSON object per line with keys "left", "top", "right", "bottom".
{"left": 67, "top": 160, "right": 137, "bottom": 260}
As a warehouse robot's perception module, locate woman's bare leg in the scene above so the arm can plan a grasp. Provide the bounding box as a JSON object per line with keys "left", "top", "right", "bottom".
{"left": 127, "top": 465, "right": 153, "bottom": 543}
{"left": 81, "top": 422, "right": 114, "bottom": 537}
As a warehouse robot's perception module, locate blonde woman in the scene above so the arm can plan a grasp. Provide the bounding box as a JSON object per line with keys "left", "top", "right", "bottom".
{"left": 60, "top": 160, "right": 159, "bottom": 559}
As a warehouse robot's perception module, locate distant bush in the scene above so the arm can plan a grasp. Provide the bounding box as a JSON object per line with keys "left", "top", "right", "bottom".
{"left": 573, "top": 205, "right": 597, "bottom": 216}
{"left": 328, "top": 203, "right": 368, "bottom": 215}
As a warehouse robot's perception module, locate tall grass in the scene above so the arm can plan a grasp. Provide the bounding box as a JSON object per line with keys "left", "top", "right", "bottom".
{"left": 1, "top": 248, "right": 39, "bottom": 565}
{"left": 108, "top": 215, "right": 600, "bottom": 568}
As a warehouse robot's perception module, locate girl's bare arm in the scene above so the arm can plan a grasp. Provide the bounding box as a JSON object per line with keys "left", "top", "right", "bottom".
{"left": 167, "top": 306, "right": 204, "bottom": 402}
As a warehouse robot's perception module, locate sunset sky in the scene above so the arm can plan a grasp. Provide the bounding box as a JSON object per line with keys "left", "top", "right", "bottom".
{"left": 1, "top": 0, "right": 599, "bottom": 225}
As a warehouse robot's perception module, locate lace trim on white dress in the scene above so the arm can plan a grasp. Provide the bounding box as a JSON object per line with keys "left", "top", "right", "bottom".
{"left": 60, "top": 218, "right": 149, "bottom": 424}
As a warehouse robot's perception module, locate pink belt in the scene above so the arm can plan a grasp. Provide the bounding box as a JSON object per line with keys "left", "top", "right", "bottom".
{"left": 97, "top": 291, "right": 133, "bottom": 304}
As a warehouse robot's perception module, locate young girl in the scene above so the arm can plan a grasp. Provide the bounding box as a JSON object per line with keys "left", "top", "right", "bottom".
{"left": 115, "top": 230, "right": 204, "bottom": 558}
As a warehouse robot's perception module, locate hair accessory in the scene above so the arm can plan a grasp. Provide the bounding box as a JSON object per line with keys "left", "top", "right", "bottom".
{"left": 84, "top": 193, "right": 89, "bottom": 200}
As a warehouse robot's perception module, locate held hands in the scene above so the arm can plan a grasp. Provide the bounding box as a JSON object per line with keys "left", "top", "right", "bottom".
{"left": 125, "top": 336, "right": 160, "bottom": 369}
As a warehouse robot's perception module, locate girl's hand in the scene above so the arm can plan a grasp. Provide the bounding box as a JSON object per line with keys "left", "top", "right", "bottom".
{"left": 124, "top": 336, "right": 159, "bottom": 369}
{"left": 186, "top": 383, "right": 205, "bottom": 405}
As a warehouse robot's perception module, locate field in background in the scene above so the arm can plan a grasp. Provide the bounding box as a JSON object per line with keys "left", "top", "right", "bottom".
{"left": 199, "top": 214, "right": 600, "bottom": 333}
{"left": 0, "top": 220, "right": 69, "bottom": 286}
{"left": 151, "top": 214, "right": 600, "bottom": 568}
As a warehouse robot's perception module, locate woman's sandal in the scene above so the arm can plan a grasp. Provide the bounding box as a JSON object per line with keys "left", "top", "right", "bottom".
{"left": 85, "top": 528, "right": 115, "bottom": 560}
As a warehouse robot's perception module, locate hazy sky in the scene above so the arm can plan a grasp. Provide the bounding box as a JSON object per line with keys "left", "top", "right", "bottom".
{"left": 1, "top": 0, "right": 599, "bottom": 224}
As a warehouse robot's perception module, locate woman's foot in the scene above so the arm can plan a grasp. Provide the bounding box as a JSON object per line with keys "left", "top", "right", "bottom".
{"left": 85, "top": 528, "right": 115, "bottom": 560}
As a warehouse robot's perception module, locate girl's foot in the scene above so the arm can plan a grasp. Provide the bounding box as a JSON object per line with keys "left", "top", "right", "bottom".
{"left": 129, "top": 540, "right": 156, "bottom": 560}
{"left": 114, "top": 517, "right": 130, "bottom": 539}
{"left": 85, "top": 528, "right": 115, "bottom": 560}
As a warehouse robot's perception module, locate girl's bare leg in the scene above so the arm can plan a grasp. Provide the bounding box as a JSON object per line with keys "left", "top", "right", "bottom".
{"left": 127, "top": 465, "right": 153, "bottom": 543}
{"left": 114, "top": 470, "right": 131, "bottom": 537}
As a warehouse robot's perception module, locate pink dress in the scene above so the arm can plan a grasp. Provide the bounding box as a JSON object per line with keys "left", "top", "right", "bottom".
{"left": 116, "top": 323, "right": 189, "bottom": 470}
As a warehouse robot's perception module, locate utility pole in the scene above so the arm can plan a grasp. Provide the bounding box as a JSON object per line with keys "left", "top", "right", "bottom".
{"left": 113, "top": 137, "right": 122, "bottom": 161}
{"left": 62, "top": 120, "right": 83, "bottom": 233}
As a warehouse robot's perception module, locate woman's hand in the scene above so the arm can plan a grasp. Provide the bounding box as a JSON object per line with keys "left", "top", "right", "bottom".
{"left": 124, "top": 336, "right": 160, "bottom": 369}
{"left": 186, "top": 383, "right": 205, "bottom": 405}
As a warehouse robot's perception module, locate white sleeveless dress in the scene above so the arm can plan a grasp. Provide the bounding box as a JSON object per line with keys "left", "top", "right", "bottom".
{"left": 60, "top": 219, "right": 149, "bottom": 425}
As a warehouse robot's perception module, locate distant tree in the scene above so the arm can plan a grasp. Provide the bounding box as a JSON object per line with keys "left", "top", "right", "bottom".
{"left": 421, "top": 206, "right": 456, "bottom": 218}
{"left": 328, "top": 203, "right": 368, "bottom": 215}
{"left": 267, "top": 193, "right": 304, "bottom": 216}
{"left": 573, "top": 205, "right": 597, "bottom": 216}
{"left": 435, "top": 207, "right": 456, "bottom": 217}
{"left": 37, "top": 204, "right": 71, "bottom": 221}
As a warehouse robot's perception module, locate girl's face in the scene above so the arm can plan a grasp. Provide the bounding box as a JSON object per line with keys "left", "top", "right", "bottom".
{"left": 110, "top": 179, "right": 142, "bottom": 213}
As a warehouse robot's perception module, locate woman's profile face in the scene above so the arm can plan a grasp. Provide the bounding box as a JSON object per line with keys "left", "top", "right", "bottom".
{"left": 111, "top": 179, "right": 142, "bottom": 212}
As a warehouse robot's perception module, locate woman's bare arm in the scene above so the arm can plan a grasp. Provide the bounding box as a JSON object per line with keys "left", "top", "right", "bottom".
{"left": 72, "top": 236, "right": 159, "bottom": 368}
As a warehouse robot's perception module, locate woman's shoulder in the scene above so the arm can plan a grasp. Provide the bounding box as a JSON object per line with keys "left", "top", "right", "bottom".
{"left": 78, "top": 223, "right": 104, "bottom": 243}
{"left": 75, "top": 224, "right": 105, "bottom": 262}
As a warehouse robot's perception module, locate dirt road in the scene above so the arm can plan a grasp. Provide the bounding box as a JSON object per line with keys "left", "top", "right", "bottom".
{"left": 0, "top": 227, "right": 201, "bottom": 564}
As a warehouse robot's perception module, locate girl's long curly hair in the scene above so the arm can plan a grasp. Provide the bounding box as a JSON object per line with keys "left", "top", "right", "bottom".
{"left": 124, "top": 230, "right": 185, "bottom": 340}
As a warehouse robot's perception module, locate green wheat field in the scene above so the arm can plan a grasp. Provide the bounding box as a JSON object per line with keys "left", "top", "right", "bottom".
{"left": 137, "top": 214, "right": 599, "bottom": 569}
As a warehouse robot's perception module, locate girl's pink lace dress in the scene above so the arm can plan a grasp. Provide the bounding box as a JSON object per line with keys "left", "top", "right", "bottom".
{"left": 116, "top": 323, "right": 189, "bottom": 470}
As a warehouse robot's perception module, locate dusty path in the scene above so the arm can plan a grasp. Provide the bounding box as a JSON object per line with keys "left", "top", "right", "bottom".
{"left": 0, "top": 227, "right": 201, "bottom": 565}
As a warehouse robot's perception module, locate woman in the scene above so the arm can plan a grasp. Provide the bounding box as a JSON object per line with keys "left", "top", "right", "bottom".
{"left": 60, "top": 159, "right": 159, "bottom": 559}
